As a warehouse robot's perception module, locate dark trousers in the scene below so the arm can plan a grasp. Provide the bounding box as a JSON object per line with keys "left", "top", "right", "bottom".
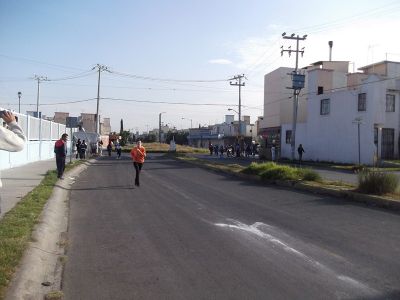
{"left": 56, "top": 156, "right": 66, "bottom": 178}
{"left": 133, "top": 162, "right": 143, "bottom": 185}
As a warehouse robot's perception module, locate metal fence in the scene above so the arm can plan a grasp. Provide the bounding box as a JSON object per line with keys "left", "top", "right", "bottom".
{"left": 0, "top": 113, "right": 78, "bottom": 170}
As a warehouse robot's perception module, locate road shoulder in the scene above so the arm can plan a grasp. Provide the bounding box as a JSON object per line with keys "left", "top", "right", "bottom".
{"left": 5, "top": 161, "right": 90, "bottom": 300}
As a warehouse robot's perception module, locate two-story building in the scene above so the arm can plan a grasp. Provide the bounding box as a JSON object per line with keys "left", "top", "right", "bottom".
{"left": 262, "top": 60, "right": 400, "bottom": 164}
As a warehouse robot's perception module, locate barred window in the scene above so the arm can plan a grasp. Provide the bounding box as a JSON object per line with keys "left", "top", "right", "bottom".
{"left": 386, "top": 94, "right": 395, "bottom": 112}
{"left": 358, "top": 93, "right": 366, "bottom": 111}
{"left": 285, "top": 130, "right": 292, "bottom": 144}
{"left": 320, "top": 99, "right": 330, "bottom": 115}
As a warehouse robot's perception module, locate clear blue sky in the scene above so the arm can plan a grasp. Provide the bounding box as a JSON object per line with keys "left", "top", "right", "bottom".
{"left": 1, "top": 0, "right": 399, "bottom": 133}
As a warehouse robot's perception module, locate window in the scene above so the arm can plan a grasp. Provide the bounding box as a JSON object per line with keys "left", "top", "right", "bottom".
{"left": 320, "top": 99, "right": 330, "bottom": 115}
{"left": 358, "top": 93, "right": 366, "bottom": 111}
{"left": 285, "top": 130, "right": 292, "bottom": 144}
{"left": 317, "top": 86, "right": 324, "bottom": 95}
{"left": 386, "top": 94, "right": 395, "bottom": 112}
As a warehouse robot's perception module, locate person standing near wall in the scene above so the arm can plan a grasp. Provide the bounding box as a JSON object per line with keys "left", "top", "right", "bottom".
{"left": 130, "top": 140, "right": 146, "bottom": 187}
{"left": 54, "top": 133, "right": 68, "bottom": 179}
{"left": 0, "top": 110, "right": 26, "bottom": 213}
{"left": 297, "top": 144, "right": 305, "bottom": 164}
{"left": 75, "top": 138, "right": 81, "bottom": 159}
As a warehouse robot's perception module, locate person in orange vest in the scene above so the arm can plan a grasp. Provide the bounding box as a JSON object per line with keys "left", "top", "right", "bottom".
{"left": 130, "top": 140, "right": 146, "bottom": 186}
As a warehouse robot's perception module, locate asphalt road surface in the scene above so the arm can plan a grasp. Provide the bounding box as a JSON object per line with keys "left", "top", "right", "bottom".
{"left": 63, "top": 153, "right": 400, "bottom": 300}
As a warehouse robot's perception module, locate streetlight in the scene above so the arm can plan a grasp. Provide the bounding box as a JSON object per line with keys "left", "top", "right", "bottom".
{"left": 181, "top": 117, "right": 193, "bottom": 128}
{"left": 17, "top": 91, "right": 22, "bottom": 113}
{"left": 159, "top": 112, "right": 166, "bottom": 143}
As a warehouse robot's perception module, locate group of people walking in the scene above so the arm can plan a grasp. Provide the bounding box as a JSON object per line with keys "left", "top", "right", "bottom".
{"left": 208, "top": 142, "right": 259, "bottom": 158}
{"left": 106, "top": 141, "right": 122, "bottom": 159}
{"left": 75, "top": 139, "right": 88, "bottom": 159}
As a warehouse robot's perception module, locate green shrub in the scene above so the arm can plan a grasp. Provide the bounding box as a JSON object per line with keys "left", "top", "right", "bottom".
{"left": 298, "top": 168, "right": 322, "bottom": 182}
{"left": 242, "top": 162, "right": 277, "bottom": 175}
{"left": 260, "top": 165, "right": 299, "bottom": 181}
{"left": 358, "top": 171, "right": 399, "bottom": 195}
{"left": 243, "top": 162, "right": 321, "bottom": 182}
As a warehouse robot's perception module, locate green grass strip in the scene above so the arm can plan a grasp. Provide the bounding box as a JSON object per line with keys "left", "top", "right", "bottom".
{"left": 0, "top": 161, "right": 82, "bottom": 299}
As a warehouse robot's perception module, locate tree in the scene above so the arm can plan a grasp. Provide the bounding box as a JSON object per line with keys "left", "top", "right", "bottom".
{"left": 143, "top": 133, "right": 156, "bottom": 143}
{"left": 120, "top": 119, "right": 124, "bottom": 135}
{"left": 120, "top": 130, "right": 131, "bottom": 146}
{"left": 165, "top": 131, "right": 188, "bottom": 145}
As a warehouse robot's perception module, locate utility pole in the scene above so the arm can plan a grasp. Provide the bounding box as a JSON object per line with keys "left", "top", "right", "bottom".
{"left": 281, "top": 32, "right": 307, "bottom": 160}
{"left": 159, "top": 112, "right": 166, "bottom": 143}
{"left": 229, "top": 74, "right": 246, "bottom": 139}
{"left": 33, "top": 75, "right": 48, "bottom": 118}
{"left": 92, "top": 64, "right": 109, "bottom": 135}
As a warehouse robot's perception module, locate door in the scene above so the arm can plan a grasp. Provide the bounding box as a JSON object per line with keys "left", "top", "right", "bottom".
{"left": 381, "top": 128, "right": 394, "bottom": 159}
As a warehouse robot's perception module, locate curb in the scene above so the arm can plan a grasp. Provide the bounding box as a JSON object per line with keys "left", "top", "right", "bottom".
{"left": 5, "top": 160, "right": 90, "bottom": 300}
{"left": 175, "top": 156, "right": 400, "bottom": 211}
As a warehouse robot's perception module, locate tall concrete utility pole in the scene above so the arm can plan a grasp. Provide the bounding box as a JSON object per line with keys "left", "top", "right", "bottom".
{"left": 281, "top": 33, "right": 307, "bottom": 160}
{"left": 33, "top": 75, "right": 48, "bottom": 118}
{"left": 92, "top": 64, "right": 109, "bottom": 135}
{"left": 229, "top": 74, "right": 246, "bottom": 138}
{"left": 159, "top": 112, "right": 166, "bottom": 143}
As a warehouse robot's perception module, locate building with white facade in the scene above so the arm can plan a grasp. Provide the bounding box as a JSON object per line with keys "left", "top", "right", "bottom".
{"left": 263, "top": 60, "right": 400, "bottom": 164}
{"left": 259, "top": 67, "right": 308, "bottom": 159}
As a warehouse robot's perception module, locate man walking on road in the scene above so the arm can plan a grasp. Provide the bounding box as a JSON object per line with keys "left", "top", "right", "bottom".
{"left": 0, "top": 109, "right": 26, "bottom": 213}
{"left": 54, "top": 133, "right": 68, "bottom": 179}
{"left": 130, "top": 140, "right": 146, "bottom": 186}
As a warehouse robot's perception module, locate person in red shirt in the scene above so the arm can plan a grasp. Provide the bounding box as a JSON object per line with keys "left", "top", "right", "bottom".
{"left": 54, "top": 133, "right": 68, "bottom": 179}
{"left": 130, "top": 140, "right": 146, "bottom": 186}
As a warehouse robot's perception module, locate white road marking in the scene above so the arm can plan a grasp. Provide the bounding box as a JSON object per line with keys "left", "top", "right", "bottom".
{"left": 215, "top": 220, "right": 379, "bottom": 296}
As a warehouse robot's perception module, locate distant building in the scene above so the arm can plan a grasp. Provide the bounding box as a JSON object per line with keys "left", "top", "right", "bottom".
{"left": 100, "top": 118, "right": 111, "bottom": 135}
{"left": 53, "top": 112, "right": 69, "bottom": 125}
{"left": 26, "top": 111, "right": 42, "bottom": 118}
{"left": 80, "top": 113, "right": 96, "bottom": 133}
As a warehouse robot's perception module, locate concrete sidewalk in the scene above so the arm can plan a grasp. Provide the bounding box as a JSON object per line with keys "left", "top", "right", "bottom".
{"left": 0, "top": 157, "right": 77, "bottom": 220}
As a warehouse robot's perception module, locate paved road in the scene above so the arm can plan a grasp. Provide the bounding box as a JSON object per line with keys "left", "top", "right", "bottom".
{"left": 63, "top": 154, "right": 400, "bottom": 300}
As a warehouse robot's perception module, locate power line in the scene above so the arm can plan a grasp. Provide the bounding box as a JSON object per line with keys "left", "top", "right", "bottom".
{"left": 46, "top": 70, "right": 96, "bottom": 82}
{"left": 101, "top": 97, "right": 235, "bottom": 107}
{"left": 108, "top": 70, "right": 231, "bottom": 83}
{"left": 0, "top": 53, "right": 87, "bottom": 72}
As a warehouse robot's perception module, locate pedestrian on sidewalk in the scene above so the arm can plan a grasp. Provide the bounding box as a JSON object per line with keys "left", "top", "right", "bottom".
{"left": 130, "top": 140, "right": 146, "bottom": 187}
{"left": 271, "top": 143, "right": 276, "bottom": 161}
{"left": 0, "top": 109, "right": 26, "bottom": 213}
{"left": 54, "top": 133, "right": 68, "bottom": 179}
{"left": 80, "top": 140, "right": 87, "bottom": 159}
{"left": 115, "top": 141, "right": 122, "bottom": 159}
{"left": 75, "top": 138, "right": 81, "bottom": 159}
{"left": 298, "top": 144, "right": 305, "bottom": 164}
{"left": 107, "top": 141, "right": 113, "bottom": 157}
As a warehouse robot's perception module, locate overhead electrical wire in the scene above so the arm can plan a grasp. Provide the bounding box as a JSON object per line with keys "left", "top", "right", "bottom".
{"left": 101, "top": 97, "right": 235, "bottom": 107}
{"left": 46, "top": 70, "right": 96, "bottom": 82}
{"left": 108, "top": 70, "right": 231, "bottom": 83}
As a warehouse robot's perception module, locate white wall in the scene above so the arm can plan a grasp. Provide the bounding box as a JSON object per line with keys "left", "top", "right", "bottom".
{"left": 0, "top": 140, "right": 73, "bottom": 170}
{"left": 0, "top": 112, "right": 75, "bottom": 171}
{"left": 305, "top": 71, "right": 400, "bottom": 164}
{"left": 280, "top": 123, "right": 307, "bottom": 160}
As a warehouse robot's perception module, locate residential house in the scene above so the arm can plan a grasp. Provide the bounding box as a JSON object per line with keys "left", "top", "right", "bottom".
{"left": 262, "top": 60, "right": 400, "bottom": 164}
